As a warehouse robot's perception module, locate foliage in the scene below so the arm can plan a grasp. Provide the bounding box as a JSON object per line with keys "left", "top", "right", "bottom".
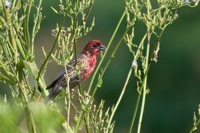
{"left": 0, "top": 0, "right": 199, "bottom": 132}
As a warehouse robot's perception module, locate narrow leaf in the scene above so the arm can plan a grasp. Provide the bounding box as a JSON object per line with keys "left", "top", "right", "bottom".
{"left": 23, "top": 61, "right": 39, "bottom": 79}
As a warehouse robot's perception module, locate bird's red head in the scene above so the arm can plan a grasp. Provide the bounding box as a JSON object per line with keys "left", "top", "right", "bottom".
{"left": 82, "top": 40, "right": 106, "bottom": 56}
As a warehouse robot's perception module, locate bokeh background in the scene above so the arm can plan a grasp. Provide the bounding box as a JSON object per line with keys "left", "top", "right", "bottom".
{"left": 2, "top": 0, "right": 200, "bottom": 133}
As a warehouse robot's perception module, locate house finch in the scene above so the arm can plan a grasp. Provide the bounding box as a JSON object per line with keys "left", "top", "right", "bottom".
{"left": 46, "top": 40, "right": 106, "bottom": 102}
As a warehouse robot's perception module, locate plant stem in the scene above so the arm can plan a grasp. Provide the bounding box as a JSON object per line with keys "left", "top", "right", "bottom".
{"left": 25, "top": 104, "right": 37, "bottom": 133}
{"left": 2, "top": 4, "right": 18, "bottom": 64}
{"left": 128, "top": 33, "right": 147, "bottom": 133}
{"left": 189, "top": 119, "right": 200, "bottom": 133}
{"left": 31, "top": 0, "right": 43, "bottom": 54}
{"left": 24, "top": 0, "right": 32, "bottom": 51}
{"left": 128, "top": 94, "right": 141, "bottom": 133}
{"left": 137, "top": 31, "right": 151, "bottom": 133}
{"left": 36, "top": 1, "right": 75, "bottom": 95}
{"left": 84, "top": 0, "right": 95, "bottom": 22}
{"left": 37, "top": 17, "right": 65, "bottom": 87}
{"left": 87, "top": 11, "right": 126, "bottom": 94}
{"left": 75, "top": 111, "right": 84, "bottom": 131}
{"left": 84, "top": 116, "right": 90, "bottom": 133}
{"left": 106, "top": 60, "right": 135, "bottom": 133}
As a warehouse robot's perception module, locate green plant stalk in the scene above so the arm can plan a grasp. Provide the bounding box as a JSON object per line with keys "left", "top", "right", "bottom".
{"left": 11, "top": 11, "right": 26, "bottom": 60}
{"left": 64, "top": 62, "right": 71, "bottom": 129}
{"left": 67, "top": 84, "right": 71, "bottom": 129}
{"left": 12, "top": 68, "right": 37, "bottom": 132}
{"left": 24, "top": 0, "right": 32, "bottom": 50}
{"left": 137, "top": 74, "right": 147, "bottom": 133}
{"left": 74, "top": 98, "right": 91, "bottom": 132}
{"left": 25, "top": 104, "right": 37, "bottom": 133}
{"left": 83, "top": 0, "right": 95, "bottom": 22}
{"left": 2, "top": 4, "right": 18, "bottom": 64}
{"left": 0, "top": 8, "right": 15, "bottom": 60}
{"left": 3, "top": 0, "right": 31, "bottom": 91}
{"left": 15, "top": 73, "right": 28, "bottom": 101}
{"left": 84, "top": 116, "right": 90, "bottom": 133}
{"left": 16, "top": 73, "right": 37, "bottom": 133}
{"left": 189, "top": 119, "right": 200, "bottom": 133}
{"left": 72, "top": 1, "right": 78, "bottom": 65}
{"left": 13, "top": 27, "right": 26, "bottom": 59}
{"left": 37, "top": 0, "right": 78, "bottom": 97}
{"left": 23, "top": 71, "right": 33, "bottom": 94}
{"left": 105, "top": 60, "right": 135, "bottom": 133}
{"left": 75, "top": 110, "right": 91, "bottom": 132}
{"left": 137, "top": 31, "right": 151, "bottom": 133}
{"left": 106, "top": 32, "right": 147, "bottom": 132}
{"left": 3, "top": 40, "right": 14, "bottom": 60}
{"left": 91, "top": 14, "right": 137, "bottom": 99}
{"left": 89, "top": 2, "right": 144, "bottom": 96}
{"left": 1, "top": 43, "right": 17, "bottom": 87}
{"left": 87, "top": 11, "right": 126, "bottom": 94}
{"left": 0, "top": 73, "right": 15, "bottom": 85}
{"left": 129, "top": 28, "right": 164, "bottom": 133}
{"left": 36, "top": 1, "right": 74, "bottom": 95}
{"left": 129, "top": 29, "right": 164, "bottom": 132}
{"left": 128, "top": 34, "right": 147, "bottom": 133}
{"left": 129, "top": 62, "right": 151, "bottom": 133}
{"left": 129, "top": 93, "right": 141, "bottom": 133}
{"left": 75, "top": 111, "right": 83, "bottom": 131}
{"left": 31, "top": 0, "right": 43, "bottom": 54}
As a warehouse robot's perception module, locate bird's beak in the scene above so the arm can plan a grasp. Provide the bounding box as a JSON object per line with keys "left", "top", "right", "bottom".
{"left": 98, "top": 44, "right": 106, "bottom": 51}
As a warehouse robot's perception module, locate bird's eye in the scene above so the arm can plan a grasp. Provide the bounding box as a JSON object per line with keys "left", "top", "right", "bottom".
{"left": 92, "top": 44, "right": 97, "bottom": 48}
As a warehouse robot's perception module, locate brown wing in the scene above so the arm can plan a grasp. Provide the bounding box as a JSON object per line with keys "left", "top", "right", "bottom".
{"left": 46, "top": 54, "right": 86, "bottom": 90}
{"left": 46, "top": 55, "right": 87, "bottom": 102}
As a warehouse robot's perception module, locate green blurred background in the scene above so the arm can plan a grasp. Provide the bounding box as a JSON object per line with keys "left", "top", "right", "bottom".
{"left": 2, "top": 0, "right": 200, "bottom": 133}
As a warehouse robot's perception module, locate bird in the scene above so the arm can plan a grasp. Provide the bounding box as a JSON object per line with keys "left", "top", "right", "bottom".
{"left": 46, "top": 40, "right": 106, "bottom": 102}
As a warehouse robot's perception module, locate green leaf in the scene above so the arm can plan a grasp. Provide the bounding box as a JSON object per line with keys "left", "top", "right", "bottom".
{"left": 0, "top": 73, "right": 16, "bottom": 85}
{"left": 29, "top": 102, "right": 67, "bottom": 132}
{"left": 146, "top": 88, "right": 150, "bottom": 94}
{"left": 191, "top": 112, "right": 198, "bottom": 132}
{"left": 62, "top": 121, "right": 74, "bottom": 133}
{"left": 51, "top": 7, "right": 58, "bottom": 14}
{"left": 97, "top": 73, "right": 103, "bottom": 87}
{"left": 193, "top": 112, "right": 197, "bottom": 126}
{"left": 23, "top": 61, "right": 39, "bottom": 79}
{"left": 14, "top": 0, "right": 21, "bottom": 11}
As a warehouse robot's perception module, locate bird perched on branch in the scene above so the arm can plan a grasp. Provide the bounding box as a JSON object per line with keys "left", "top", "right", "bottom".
{"left": 46, "top": 40, "right": 106, "bottom": 102}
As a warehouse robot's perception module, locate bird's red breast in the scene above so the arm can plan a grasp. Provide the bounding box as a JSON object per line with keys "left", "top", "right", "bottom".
{"left": 80, "top": 54, "right": 97, "bottom": 80}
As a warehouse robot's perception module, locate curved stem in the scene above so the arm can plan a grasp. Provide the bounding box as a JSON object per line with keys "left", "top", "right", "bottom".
{"left": 106, "top": 60, "right": 135, "bottom": 133}
{"left": 36, "top": 1, "right": 75, "bottom": 95}
{"left": 87, "top": 11, "right": 126, "bottom": 94}
{"left": 90, "top": 11, "right": 137, "bottom": 98}
{"left": 88, "top": 3, "right": 144, "bottom": 97}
